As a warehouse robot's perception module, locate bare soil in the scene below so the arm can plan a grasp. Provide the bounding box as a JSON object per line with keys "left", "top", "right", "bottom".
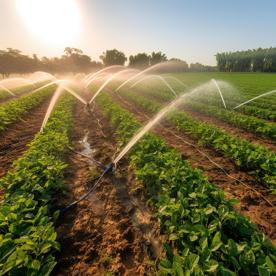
{"left": 183, "top": 106, "right": 276, "bottom": 151}
{"left": 0, "top": 98, "right": 51, "bottom": 178}
{"left": 54, "top": 102, "right": 162, "bottom": 275}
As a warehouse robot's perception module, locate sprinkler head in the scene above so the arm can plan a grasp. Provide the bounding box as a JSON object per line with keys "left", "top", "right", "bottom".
{"left": 84, "top": 102, "right": 93, "bottom": 114}
{"left": 104, "top": 163, "right": 114, "bottom": 174}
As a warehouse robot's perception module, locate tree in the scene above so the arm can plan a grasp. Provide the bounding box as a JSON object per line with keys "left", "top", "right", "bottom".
{"left": 0, "top": 48, "right": 38, "bottom": 77}
{"left": 189, "top": 62, "right": 216, "bottom": 72}
{"left": 100, "top": 49, "right": 127, "bottom": 66}
{"left": 129, "top": 53, "right": 149, "bottom": 69}
{"left": 169, "top": 58, "right": 189, "bottom": 72}
{"left": 216, "top": 47, "right": 276, "bottom": 72}
{"left": 61, "top": 47, "right": 94, "bottom": 72}
{"left": 64, "top": 47, "right": 83, "bottom": 56}
{"left": 149, "top": 51, "right": 167, "bottom": 65}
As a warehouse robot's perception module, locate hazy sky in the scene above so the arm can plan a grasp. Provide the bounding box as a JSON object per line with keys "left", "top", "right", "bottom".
{"left": 1, "top": 0, "right": 276, "bottom": 65}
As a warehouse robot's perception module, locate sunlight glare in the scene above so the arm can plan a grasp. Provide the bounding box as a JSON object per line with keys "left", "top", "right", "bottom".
{"left": 16, "top": 0, "right": 81, "bottom": 47}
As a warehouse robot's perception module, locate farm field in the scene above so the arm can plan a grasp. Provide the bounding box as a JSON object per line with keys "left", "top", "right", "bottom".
{"left": 0, "top": 71, "right": 275, "bottom": 275}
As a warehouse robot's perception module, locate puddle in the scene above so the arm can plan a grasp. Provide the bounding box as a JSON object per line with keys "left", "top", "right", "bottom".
{"left": 79, "top": 130, "right": 96, "bottom": 166}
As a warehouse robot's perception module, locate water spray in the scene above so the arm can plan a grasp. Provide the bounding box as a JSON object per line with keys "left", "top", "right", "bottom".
{"left": 40, "top": 86, "right": 63, "bottom": 132}
{"left": 83, "top": 65, "right": 125, "bottom": 85}
{"left": 115, "top": 61, "right": 178, "bottom": 92}
{"left": 233, "top": 89, "right": 276, "bottom": 109}
{"left": 0, "top": 84, "right": 15, "bottom": 96}
{"left": 130, "top": 74, "right": 178, "bottom": 97}
{"left": 212, "top": 79, "right": 227, "bottom": 109}
{"left": 89, "top": 69, "right": 138, "bottom": 104}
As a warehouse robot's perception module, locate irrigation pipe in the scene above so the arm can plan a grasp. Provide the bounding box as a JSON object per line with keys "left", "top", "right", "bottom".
{"left": 60, "top": 100, "right": 114, "bottom": 214}
{"left": 60, "top": 163, "right": 113, "bottom": 214}
{"left": 67, "top": 145, "right": 105, "bottom": 169}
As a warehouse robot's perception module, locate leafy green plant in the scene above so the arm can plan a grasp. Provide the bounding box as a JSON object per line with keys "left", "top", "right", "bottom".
{"left": 0, "top": 86, "right": 54, "bottom": 133}
{"left": 97, "top": 93, "right": 276, "bottom": 275}
{"left": 119, "top": 90, "right": 276, "bottom": 193}
{"left": 0, "top": 94, "right": 74, "bottom": 275}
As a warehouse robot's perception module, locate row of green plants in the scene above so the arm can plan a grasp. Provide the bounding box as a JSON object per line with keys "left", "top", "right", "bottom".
{"left": 215, "top": 95, "right": 276, "bottom": 113}
{"left": 118, "top": 90, "right": 276, "bottom": 193}
{"left": 0, "top": 84, "right": 42, "bottom": 101}
{"left": 237, "top": 105, "right": 276, "bottom": 121}
{"left": 0, "top": 91, "right": 12, "bottom": 101}
{"left": 182, "top": 100, "right": 276, "bottom": 140}
{"left": 0, "top": 94, "right": 75, "bottom": 275}
{"left": 134, "top": 83, "right": 276, "bottom": 121}
{"left": 96, "top": 93, "right": 276, "bottom": 275}
{"left": 189, "top": 95, "right": 276, "bottom": 122}
{"left": 0, "top": 86, "right": 54, "bottom": 133}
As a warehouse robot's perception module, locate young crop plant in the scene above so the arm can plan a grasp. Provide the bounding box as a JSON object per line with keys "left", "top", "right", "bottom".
{"left": 119, "top": 89, "right": 276, "bottom": 193}
{"left": 0, "top": 94, "right": 75, "bottom": 275}
{"left": 182, "top": 100, "right": 276, "bottom": 140}
{"left": 96, "top": 93, "right": 276, "bottom": 275}
{"left": 0, "top": 86, "right": 54, "bottom": 133}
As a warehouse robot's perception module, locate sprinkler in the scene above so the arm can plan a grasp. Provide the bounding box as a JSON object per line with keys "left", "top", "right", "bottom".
{"left": 85, "top": 102, "right": 91, "bottom": 111}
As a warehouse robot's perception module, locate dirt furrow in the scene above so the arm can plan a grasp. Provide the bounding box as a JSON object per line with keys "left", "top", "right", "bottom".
{"left": 54, "top": 103, "right": 162, "bottom": 275}
{"left": 182, "top": 106, "right": 276, "bottom": 151}
{"left": 136, "top": 91, "right": 276, "bottom": 151}
{"left": 111, "top": 92, "right": 276, "bottom": 244}
{"left": 0, "top": 97, "right": 51, "bottom": 178}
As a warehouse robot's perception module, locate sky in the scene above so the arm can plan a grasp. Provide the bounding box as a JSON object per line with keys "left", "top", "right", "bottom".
{"left": 0, "top": 0, "right": 276, "bottom": 65}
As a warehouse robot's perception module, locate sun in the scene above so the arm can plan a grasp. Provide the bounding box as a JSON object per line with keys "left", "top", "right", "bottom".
{"left": 16, "top": 0, "right": 81, "bottom": 47}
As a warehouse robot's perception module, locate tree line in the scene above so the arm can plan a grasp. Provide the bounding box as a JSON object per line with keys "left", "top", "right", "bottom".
{"left": 0, "top": 47, "right": 215, "bottom": 77}
{"left": 216, "top": 47, "right": 276, "bottom": 72}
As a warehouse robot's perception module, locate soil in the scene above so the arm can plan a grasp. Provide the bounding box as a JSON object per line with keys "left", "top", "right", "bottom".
{"left": 0, "top": 98, "right": 51, "bottom": 178}
{"left": 54, "top": 102, "right": 162, "bottom": 275}
{"left": 182, "top": 106, "right": 276, "bottom": 151}
{"left": 138, "top": 91, "right": 276, "bottom": 151}
{"left": 111, "top": 92, "right": 276, "bottom": 245}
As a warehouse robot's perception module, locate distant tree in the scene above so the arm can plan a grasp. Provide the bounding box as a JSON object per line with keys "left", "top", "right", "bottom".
{"left": 61, "top": 48, "right": 95, "bottom": 72}
{"left": 100, "top": 49, "right": 127, "bottom": 66}
{"left": 150, "top": 51, "right": 167, "bottom": 65}
{"left": 0, "top": 48, "right": 38, "bottom": 77}
{"left": 189, "top": 62, "right": 216, "bottom": 72}
{"left": 64, "top": 47, "right": 83, "bottom": 56}
{"left": 216, "top": 47, "right": 276, "bottom": 72}
{"left": 169, "top": 58, "right": 189, "bottom": 72}
{"left": 129, "top": 53, "right": 149, "bottom": 69}
{"left": 39, "top": 48, "right": 102, "bottom": 74}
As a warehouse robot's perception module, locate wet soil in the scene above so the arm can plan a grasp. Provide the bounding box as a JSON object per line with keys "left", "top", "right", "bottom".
{"left": 54, "top": 102, "right": 162, "bottom": 275}
{"left": 0, "top": 97, "right": 51, "bottom": 178}
{"left": 111, "top": 92, "right": 276, "bottom": 245}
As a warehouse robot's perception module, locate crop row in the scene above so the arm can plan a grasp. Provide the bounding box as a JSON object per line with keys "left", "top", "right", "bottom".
{"left": 0, "top": 86, "right": 54, "bottom": 133}
{"left": 96, "top": 93, "right": 276, "bottom": 275}
{"left": 0, "top": 94, "right": 74, "bottom": 275}
{"left": 135, "top": 82, "right": 276, "bottom": 121}
{"left": 169, "top": 73, "right": 276, "bottom": 108}
{"left": 183, "top": 101, "right": 276, "bottom": 140}
{"left": 0, "top": 84, "right": 41, "bottom": 101}
{"left": 118, "top": 89, "right": 276, "bottom": 192}
{"left": 189, "top": 95, "right": 276, "bottom": 122}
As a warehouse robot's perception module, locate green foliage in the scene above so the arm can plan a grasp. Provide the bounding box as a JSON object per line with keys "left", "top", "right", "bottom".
{"left": 129, "top": 53, "right": 150, "bottom": 69}
{"left": 97, "top": 93, "right": 276, "bottom": 275}
{"left": 100, "top": 49, "right": 127, "bottom": 66}
{"left": 0, "top": 87, "right": 53, "bottom": 133}
{"left": 120, "top": 90, "right": 276, "bottom": 193}
{"left": 0, "top": 95, "right": 74, "bottom": 275}
{"left": 216, "top": 48, "right": 276, "bottom": 72}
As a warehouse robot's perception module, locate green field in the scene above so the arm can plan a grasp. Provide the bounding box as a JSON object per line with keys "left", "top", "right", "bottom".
{"left": 0, "top": 72, "right": 275, "bottom": 275}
